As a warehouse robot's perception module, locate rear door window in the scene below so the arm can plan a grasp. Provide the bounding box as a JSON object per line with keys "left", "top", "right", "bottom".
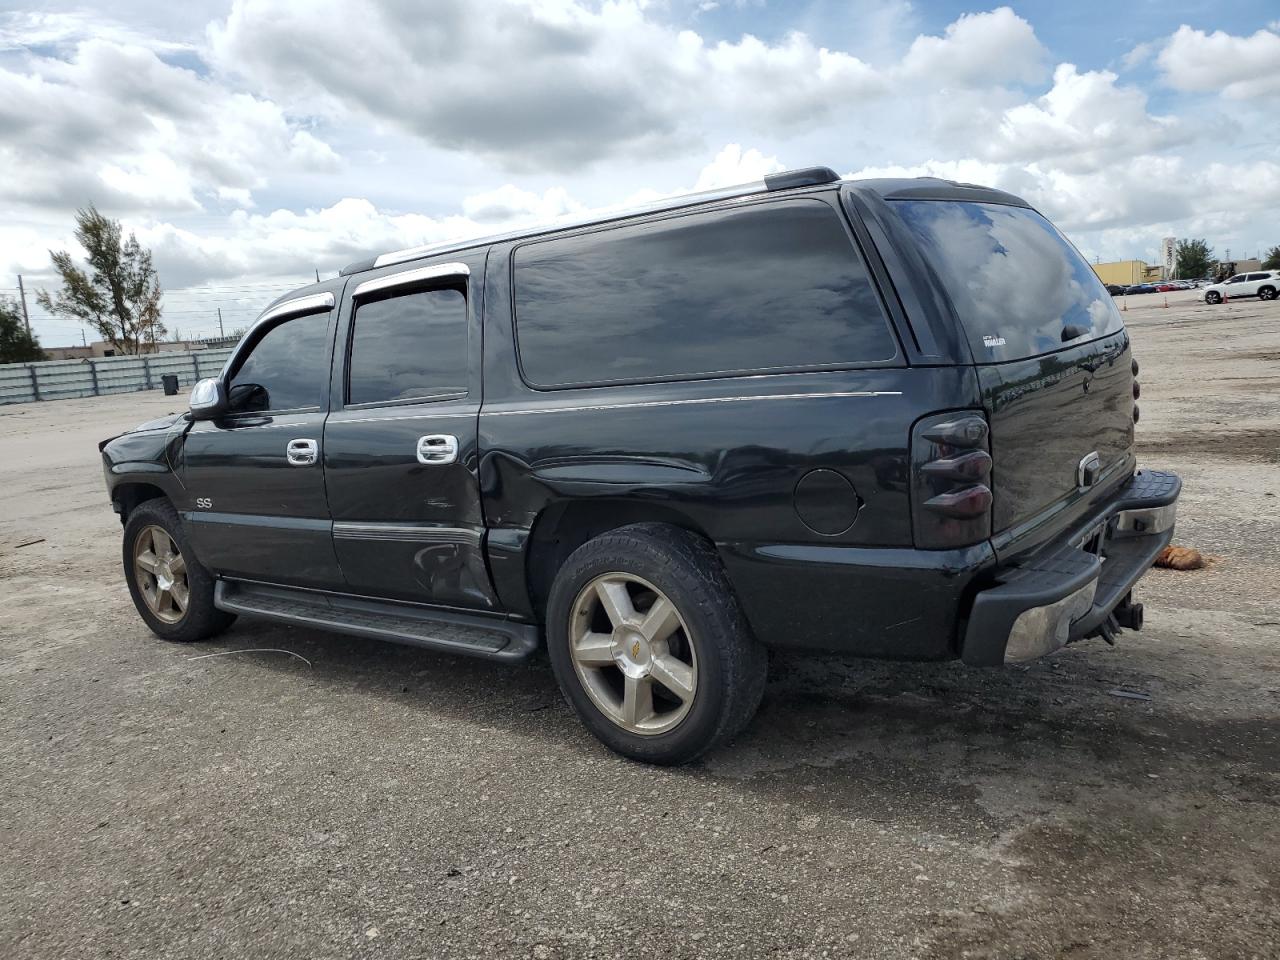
{"left": 512, "top": 199, "right": 898, "bottom": 388}
{"left": 891, "top": 199, "right": 1124, "bottom": 363}
{"left": 347, "top": 288, "right": 468, "bottom": 406}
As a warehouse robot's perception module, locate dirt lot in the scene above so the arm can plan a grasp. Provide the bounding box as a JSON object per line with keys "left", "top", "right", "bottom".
{"left": 2, "top": 292, "right": 1277, "bottom": 959}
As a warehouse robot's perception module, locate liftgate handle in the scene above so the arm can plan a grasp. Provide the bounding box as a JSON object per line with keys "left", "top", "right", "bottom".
{"left": 416, "top": 434, "right": 459, "bottom": 465}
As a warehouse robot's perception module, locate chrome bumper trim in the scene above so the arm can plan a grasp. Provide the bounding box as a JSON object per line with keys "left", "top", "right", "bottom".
{"left": 1004, "top": 578, "right": 1098, "bottom": 663}
{"left": 1113, "top": 501, "right": 1177, "bottom": 538}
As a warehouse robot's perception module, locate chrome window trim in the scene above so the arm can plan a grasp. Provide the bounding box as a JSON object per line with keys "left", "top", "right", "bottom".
{"left": 257, "top": 291, "right": 335, "bottom": 325}
{"left": 353, "top": 262, "right": 470, "bottom": 298}
{"left": 219, "top": 292, "right": 335, "bottom": 380}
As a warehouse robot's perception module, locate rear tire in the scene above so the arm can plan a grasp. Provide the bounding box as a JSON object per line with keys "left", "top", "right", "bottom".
{"left": 1259, "top": 286, "right": 1276, "bottom": 301}
{"left": 1205, "top": 291, "right": 1222, "bottom": 304}
{"left": 122, "top": 498, "right": 236, "bottom": 643}
{"left": 546, "top": 523, "right": 767, "bottom": 765}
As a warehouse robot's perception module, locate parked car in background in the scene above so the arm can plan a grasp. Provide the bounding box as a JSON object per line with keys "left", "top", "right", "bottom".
{"left": 1125, "top": 283, "right": 1156, "bottom": 295}
{"left": 1203, "top": 270, "right": 1280, "bottom": 304}
{"left": 1105, "top": 284, "right": 1126, "bottom": 296}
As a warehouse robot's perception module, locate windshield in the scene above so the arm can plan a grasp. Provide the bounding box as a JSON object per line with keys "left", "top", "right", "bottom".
{"left": 891, "top": 199, "right": 1124, "bottom": 363}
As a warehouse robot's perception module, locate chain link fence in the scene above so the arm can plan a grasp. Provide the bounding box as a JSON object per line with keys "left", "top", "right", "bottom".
{"left": 0, "top": 348, "right": 235, "bottom": 405}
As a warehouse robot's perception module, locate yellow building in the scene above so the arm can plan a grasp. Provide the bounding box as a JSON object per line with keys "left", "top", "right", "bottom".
{"left": 1092, "top": 260, "right": 1154, "bottom": 285}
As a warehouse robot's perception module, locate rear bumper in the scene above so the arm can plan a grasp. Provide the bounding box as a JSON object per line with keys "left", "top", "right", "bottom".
{"left": 961, "top": 470, "right": 1181, "bottom": 666}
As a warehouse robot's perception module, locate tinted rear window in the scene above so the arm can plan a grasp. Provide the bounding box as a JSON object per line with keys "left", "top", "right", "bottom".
{"left": 892, "top": 199, "right": 1124, "bottom": 362}
{"left": 347, "top": 287, "right": 468, "bottom": 406}
{"left": 513, "top": 199, "right": 897, "bottom": 387}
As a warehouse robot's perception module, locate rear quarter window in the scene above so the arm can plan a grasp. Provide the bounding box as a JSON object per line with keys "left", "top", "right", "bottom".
{"left": 891, "top": 199, "right": 1124, "bottom": 363}
{"left": 512, "top": 199, "right": 899, "bottom": 388}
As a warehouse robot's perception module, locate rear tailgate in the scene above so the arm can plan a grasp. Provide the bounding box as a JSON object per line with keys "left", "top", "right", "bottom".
{"left": 977, "top": 332, "right": 1134, "bottom": 539}
{"left": 890, "top": 198, "right": 1136, "bottom": 554}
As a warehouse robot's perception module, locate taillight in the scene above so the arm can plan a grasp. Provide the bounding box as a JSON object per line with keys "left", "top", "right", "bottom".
{"left": 1132, "top": 354, "right": 1141, "bottom": 423}
{"left": 911, "top": 411, "right": 992, "bottom": 549}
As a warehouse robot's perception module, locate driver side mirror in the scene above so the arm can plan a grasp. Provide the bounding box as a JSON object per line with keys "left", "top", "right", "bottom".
{"left": 187, "top": 377, "right": 227, "bottom": 421}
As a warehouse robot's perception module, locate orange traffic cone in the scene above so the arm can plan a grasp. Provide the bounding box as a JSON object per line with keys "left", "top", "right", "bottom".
{"left": 1163, "top": 295, "right": 1168, "bottom": 308}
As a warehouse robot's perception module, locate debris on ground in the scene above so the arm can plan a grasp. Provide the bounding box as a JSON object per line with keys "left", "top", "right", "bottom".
{"left": 186, "top": 648, "right": 313, "bottom": 668}
{"left": 1108, "top": 688, "right": 1153, "bottom": 701}
{"left": 15, "top": 538, "right": 46, "bottom": 548}
{"left": 1154, "top": 545, "right": 1206, "bottom": 570}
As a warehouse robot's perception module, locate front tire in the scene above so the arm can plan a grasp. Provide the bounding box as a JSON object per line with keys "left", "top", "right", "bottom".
{"left": 546, "top": 523, "right": 767, "bottom": 765}
{"left": 122, "top": 498, "right": 235, "bottom": 642}
{"left": 1205, "top": 291, "right": 1222, "bottom": 304}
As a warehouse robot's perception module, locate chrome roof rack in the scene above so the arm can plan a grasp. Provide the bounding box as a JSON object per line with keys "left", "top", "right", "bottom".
{"left": 340, "top": 166, "right": 842, "bottom": 277}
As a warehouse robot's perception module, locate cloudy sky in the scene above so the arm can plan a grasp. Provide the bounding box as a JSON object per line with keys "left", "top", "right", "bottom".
{"left": 2, "top": 1, "right": 1278, "bottom": 346}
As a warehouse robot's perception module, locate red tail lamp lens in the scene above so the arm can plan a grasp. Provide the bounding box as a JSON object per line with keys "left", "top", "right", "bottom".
{"left": 923, "top": 484, "right": 993, "bottom": 519}
{"left": 921, "top": 449, "right": 992, "bottom": 482}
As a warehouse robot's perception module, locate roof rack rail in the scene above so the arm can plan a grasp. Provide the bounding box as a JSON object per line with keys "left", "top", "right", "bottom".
{"left": 340, "top": 165, "right": 843, "bottom": 276}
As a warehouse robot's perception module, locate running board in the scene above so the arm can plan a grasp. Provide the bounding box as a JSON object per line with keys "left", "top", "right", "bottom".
{"left": 214, "top": 581, "right": 538, "bottom": 662}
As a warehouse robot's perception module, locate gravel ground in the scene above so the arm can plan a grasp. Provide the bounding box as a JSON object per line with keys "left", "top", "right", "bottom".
{"left": 1, "top": 291, "right": 1277, "bottom": 959}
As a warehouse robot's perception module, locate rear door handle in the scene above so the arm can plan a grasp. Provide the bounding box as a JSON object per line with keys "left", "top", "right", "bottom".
{"left": 286, "top": 438, "right": 319, "bottom": 466}
{"left": 417, "top": 434, "right": 459, "bottom": 465}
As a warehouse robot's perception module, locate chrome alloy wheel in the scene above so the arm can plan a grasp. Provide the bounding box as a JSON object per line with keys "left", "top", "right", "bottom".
{"left": 568, "top": 573, "right": 698, "bottom": 735}
{"left": 133, "top": 524, "right": 189, "bottom": 624}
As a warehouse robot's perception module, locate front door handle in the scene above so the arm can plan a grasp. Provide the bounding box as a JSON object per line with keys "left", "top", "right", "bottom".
{"left": 417, "top": 434, "right": 459, "bottom": 465}
{"left": 286, "top": 438, "right": 319, "bottom": 466}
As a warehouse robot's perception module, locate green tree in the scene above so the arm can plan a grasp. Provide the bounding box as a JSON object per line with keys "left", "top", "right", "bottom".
{"left": 36, "top": 205, "right": 165, "bottom": 355}
{"left": 0, "top": 298, "right": 45, "bottom": 363}
{"left": 1263, "top": 245, "right": 1280, "bottom": 270}
{"left": 1175, "top": 238, "right": 1214, "bottom": 280}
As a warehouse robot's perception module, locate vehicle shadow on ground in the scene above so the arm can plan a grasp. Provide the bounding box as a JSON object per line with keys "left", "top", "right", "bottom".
{"left": 195, "top": 616, "right": 1277, "bottom": 821}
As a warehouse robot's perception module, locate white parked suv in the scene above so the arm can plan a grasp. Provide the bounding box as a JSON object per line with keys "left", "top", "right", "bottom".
{"left": 1203, "top": 270, "right": 1280, "bottom": 304}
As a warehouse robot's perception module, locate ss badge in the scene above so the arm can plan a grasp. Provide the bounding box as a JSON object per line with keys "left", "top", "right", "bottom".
{"left": 195, "top": 497, "right": 213, "bottom": 509}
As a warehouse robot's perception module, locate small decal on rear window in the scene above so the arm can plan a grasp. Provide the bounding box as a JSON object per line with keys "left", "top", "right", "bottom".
{"left": 982, "top": 335, "right": 1006, "bottom": 348}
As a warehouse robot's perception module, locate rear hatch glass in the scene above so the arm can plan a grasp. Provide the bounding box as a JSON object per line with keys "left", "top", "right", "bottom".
{"left": 891, "top": 199, "right": 1134, "bottom": 540}
{"left": 891, "top": 199, "right": 1124, "bottom": 361}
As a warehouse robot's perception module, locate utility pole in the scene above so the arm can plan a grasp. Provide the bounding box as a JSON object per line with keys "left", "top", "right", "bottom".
{"left": 80, "top": 328, "right": 87, "bottom": 346}
{"left": 315, "top": 268, "right": 320, "bottom": 283}
{"left": 217, "top": 307, "right": 224, "bottom": 338}
{"left": 17, "top": 274, "right": 31, "bottom": 335}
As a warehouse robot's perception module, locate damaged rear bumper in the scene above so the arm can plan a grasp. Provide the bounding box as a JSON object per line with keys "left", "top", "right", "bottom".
{"left": 961, "top": 470, "right": 1181, "bottom": 666}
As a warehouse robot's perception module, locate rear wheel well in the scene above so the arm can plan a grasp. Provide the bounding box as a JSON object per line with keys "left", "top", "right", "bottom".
{"left": 525, "top": 501, "right": 710, "bottom": 622}
{"left": 112, "top": 482, "right": 168, "bottom": 524}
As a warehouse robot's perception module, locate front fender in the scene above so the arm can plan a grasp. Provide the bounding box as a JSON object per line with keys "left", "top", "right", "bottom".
{"left": 101, "top": 419, "right": 189, "bottom": 510}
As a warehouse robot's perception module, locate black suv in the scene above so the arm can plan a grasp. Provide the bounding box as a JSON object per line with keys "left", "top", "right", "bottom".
{"left": 101, "top": 167, "right": 1180, "bottom": 764}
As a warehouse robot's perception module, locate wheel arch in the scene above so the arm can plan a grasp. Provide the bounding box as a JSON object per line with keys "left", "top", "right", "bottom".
{"left": 523, "top": 499, "right": 713, "bottom": 624}
{"left": 111, "top": 480, "right": 170, "bottom": 525}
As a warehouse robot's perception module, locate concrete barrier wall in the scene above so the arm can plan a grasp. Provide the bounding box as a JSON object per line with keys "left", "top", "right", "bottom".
{"left": 0, "top": 349, "right": 235, "bottom": 405}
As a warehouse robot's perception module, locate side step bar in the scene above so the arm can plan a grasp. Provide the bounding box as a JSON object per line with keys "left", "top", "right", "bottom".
{"left": 214, "top": 581, "right": 538, "bottom": 662}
